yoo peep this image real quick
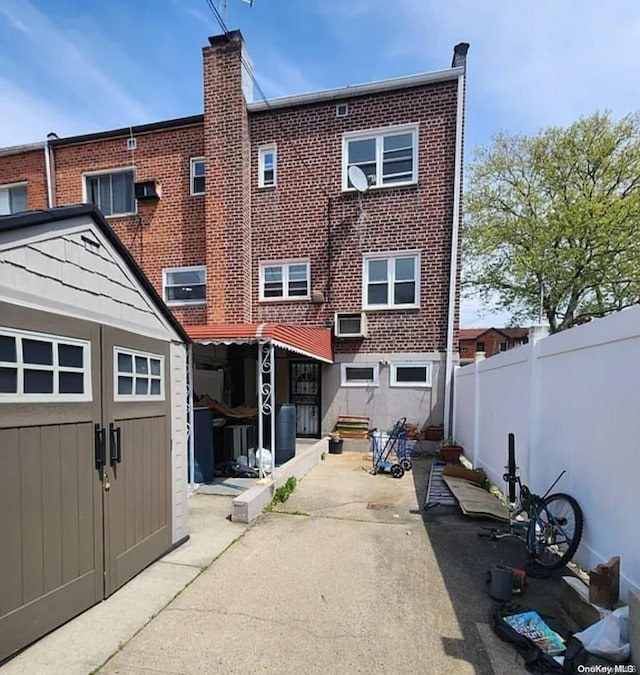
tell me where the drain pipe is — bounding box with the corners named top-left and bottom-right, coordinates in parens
top-left (44, 132), bottom-right (58, 208)
top-left (443, 44), bottom-right (469, 439)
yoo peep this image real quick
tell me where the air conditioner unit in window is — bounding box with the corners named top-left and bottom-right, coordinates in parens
top-left (334, 312), bottom-right (367, 338)
top-left (134, 180), bottom-right (160, 201)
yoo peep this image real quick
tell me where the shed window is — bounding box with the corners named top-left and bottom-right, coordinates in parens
top-left (114, 348), bottom-right (164, 401)
top-left (0, 327), bottom-right (91, 402)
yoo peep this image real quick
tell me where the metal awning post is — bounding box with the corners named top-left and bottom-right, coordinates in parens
top-left (269, 340), bottom-right (275, 476)
top-left (187, 343), bottom-right (195, 492)
top-left (257, 339), bottom-right (274, 479)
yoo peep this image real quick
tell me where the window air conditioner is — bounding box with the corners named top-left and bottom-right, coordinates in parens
top-left (134, 180), bottom-right (160, 201)
top-left (334, 312), bottom-right (367, 338)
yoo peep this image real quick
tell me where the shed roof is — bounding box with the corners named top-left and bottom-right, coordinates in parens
top-left (0, 204), bottom-right (190, 344)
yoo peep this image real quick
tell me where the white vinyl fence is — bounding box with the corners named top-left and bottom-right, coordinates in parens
top-left (453, 306), bottom-right (640, 600)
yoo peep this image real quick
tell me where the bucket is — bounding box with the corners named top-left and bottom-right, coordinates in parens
top-left (488, 566), bottom-right (514, 601)
top-left (328, 439), bottom-right (343, 454)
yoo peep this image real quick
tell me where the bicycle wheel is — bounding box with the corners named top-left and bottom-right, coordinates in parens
top-left (529, 493), bottom-right (583, 570)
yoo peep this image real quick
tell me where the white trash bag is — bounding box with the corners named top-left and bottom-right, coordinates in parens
top-left (574, 606), bottom-right (630, 662)
top-left (254, 448), bottom-right (273, 471)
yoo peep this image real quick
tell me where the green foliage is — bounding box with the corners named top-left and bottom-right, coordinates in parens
top-left (265, 476), bottom-right (298, 512)
top-left (464, 111), bottom-right (640, 332)
top-left (321, 452), bottom-right (327, 461)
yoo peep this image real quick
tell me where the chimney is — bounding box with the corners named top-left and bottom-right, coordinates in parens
top-left (202, 31), bottom-right (253, 323)
top-left (451, 42), bottom-right (470, 69)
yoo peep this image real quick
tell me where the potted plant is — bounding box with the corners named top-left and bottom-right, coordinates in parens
top-left (440, 438), bottom-right (464, 463)
top-left (328, 431), bottom-right (343, 454)
top-left (425, 424), bottom-right (444, 441)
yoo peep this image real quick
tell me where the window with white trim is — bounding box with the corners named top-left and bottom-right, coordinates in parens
top-left (163, 266), bottom-right (207, 305)
top-left (0, 327), bottom-right (91, 402)
top-left (340, 363), bottom-right (379, 387)
top-left (258, 144), bottom-right (277, 187)
top-left (0, 182), bottom-right (27, 215)
top-left (363, 251), bottom-right (420, 309)
top-left (190, 158), bottom-right (205, 195)
top-left (260, 260), bottom-right (309, 301)
top-left (390, 362), bottom-right (432, 387)
top-left (85, 168), bottom-right (135, 216)
top-left (114, 348), bottom-right (164, 401)
top-left (343, 124), bottom-right (418, 190)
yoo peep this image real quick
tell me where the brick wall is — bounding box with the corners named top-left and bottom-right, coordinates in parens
top-left (0, 149), bottom-right (48, 211)
top-left (250, 80), bottom-right (458, 353)
top-left (52, 124), bottom-right (206, 309)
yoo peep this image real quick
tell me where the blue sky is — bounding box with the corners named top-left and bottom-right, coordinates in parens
top-left (2, 0), bottom-right (639, 326)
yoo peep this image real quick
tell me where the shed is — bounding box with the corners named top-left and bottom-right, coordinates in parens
top-left (0, 205), bottom-right (190, 661)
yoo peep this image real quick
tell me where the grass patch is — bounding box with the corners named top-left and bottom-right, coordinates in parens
top-left (264, 476), bottom-right (298, 512)
top-left (321, 452), bottom-right (327, 461)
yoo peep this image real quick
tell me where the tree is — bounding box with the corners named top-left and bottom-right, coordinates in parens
top-left (463, 111), bottom-right (640, 332)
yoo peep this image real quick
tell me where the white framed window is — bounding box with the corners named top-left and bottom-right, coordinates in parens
top-left (114, 348), bottom-right (164, 401)
top-left (84, 167), bottom-right (135, 217)
top-left (258, 144), bottom-right (277, 188)
top-left (259, 260), bottom-right (309, 301)
top-left (190, 157), bottom-right (205, 195)
top-left (0, 327), bottom-right (92, 402)
top-left (390, 362), bottom-right (432, 388)
top-left (342, 123), bottom-right (418, 191)
top-left (163, 266), bottom-right (207, 306)
top-left (340, 363), bottom-right (379, 388)
top-left (0, 182), bottom-right (27, 215)
top-left (362, 251), bottom-right (420, 310)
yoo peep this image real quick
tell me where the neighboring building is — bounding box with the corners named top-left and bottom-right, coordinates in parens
top-left (459, 327), bottom-right (530, 362)
top-left (0, 204), bottom-right (190, 662)
top-left (0, 30), bottom-right (469, 435)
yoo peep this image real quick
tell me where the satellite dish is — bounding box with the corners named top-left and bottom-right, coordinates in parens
top-left (348, 165), bottom-right (369, 193)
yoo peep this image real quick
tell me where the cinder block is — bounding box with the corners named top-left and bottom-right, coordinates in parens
top-left (560, 576), bottom-right (610, 630)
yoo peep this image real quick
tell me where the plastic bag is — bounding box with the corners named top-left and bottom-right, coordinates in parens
top-left (574, 606), bottom-right (630, 661)
top-left (255, 448), bottom-right (272, 471)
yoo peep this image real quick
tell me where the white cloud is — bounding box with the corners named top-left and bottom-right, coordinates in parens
top-left (0, 0), bottom-right (150, 146)
top-left (253, 49), bottom-right (319, 99)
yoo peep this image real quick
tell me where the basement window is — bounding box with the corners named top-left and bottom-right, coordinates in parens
top-left (390, 362), bottom-right (432, 387)
top-left (0, 327), bottom-right (92, 402)
top-left (340, 363), bottom-right (379, 387)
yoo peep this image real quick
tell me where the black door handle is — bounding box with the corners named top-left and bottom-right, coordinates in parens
top-left (109, 422), bottom-right (122, 465)
top-left (94, 423), bottom-right (105, 471)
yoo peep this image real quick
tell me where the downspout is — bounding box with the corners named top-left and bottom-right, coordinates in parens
top-left (443, 44), bottom-right (469, 439)
top-left (44, 135), bottom-right (55, 208)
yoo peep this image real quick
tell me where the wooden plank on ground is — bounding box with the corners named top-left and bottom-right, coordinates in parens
top-left (442, 476), bottom-right (510, 521)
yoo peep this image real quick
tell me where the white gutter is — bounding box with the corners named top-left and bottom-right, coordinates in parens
top-left (44, 139), bottom-right (54, 208)
top-left (443, 71), bottom-right (465, 439)
top-left (247, 67), bottom-right (463, 112)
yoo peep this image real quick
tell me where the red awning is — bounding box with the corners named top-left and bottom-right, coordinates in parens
top-left (186, 323), bottom-right (334, 364)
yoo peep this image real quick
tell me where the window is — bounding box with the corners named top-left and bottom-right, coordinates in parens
top-left (0, 182), bottom-right (27, 215)
top-left (260, 260), bottom-right (309, 301)
top-left (336, 103), bottom-right (349, 117)
top-left (258, 144), bottom-right (277, 188)
top-left (115, 348), bottom-right (164, 401)
top-left (476, 341), bottom-right (485, 352)
top-left (390, 362), bottom-right (432, 388)
top-left (343, 124), bottom-right (418, 190)
top-left (163, 266), bottom-right (206, 306)
top-left (85, 168), bottom-right (135, 216)
top-left (0, 327), bottom-right (91, 402)
top-left (363, 251), bottom-right (420, 309)
top-left (340, 363), bottom-right (379, 387)
top-left (500, 342), bottom-right (508, 352)
top-left (190, 158), bottom-right (205, 195)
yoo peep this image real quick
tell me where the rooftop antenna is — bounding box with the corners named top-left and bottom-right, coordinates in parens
top-left (348, 165), bottom-right (369, 225)
top-left (218, 0), bottom-right (253, 24)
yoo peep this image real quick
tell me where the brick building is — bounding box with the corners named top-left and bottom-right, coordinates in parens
top-left (0, 30), bottom-right (468, 439)
top-left (459, 327), bottom-right (530, 362)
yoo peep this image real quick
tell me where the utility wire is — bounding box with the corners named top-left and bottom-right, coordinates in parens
top-left (203, 0), bottom-right (331, 198)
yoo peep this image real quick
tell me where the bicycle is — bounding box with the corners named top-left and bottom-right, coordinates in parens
top-left (479, 433), bottom-right (584, 571)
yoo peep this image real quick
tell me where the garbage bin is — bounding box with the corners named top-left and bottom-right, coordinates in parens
top-left (275, 404), bottom-right (296, 466)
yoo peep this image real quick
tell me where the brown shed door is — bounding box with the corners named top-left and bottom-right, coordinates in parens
top-left (101, 327), bottom-right (171, 596)
top-left (0, 304), bottom-right (104, 662)
top-left (0, 307), bottom-right (172, 662)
